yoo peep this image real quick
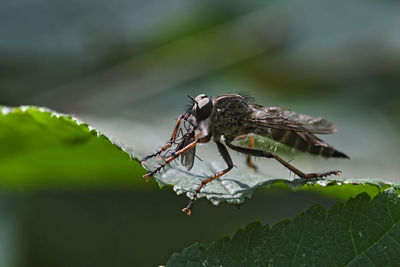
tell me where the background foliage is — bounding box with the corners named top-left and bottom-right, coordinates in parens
top-left (168, 188), bottom-right (400, 266)
top-left (1, 0), bottom-right (400, 266)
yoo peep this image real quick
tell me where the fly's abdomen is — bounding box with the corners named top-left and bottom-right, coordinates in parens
top-left (268, 129), bottom-right (349, 158)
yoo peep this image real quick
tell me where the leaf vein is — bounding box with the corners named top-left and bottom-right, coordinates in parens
top-left (349, 202), bottom-right (359, 257)
top-left (291, 226), bottom-right (305, 267)
top-left (241, 224), bottom-right (257, 263)
top-left (345, 219), bottom-right (400, 266)
top-left (386, 195), bottom-right (395, 224)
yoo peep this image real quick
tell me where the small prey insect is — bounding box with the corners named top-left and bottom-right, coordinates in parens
top-left (141, 94), bottom-right (349, 215)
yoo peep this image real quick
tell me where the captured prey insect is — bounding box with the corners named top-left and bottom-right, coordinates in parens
top-left (141, 94), bottom-right (349, 215)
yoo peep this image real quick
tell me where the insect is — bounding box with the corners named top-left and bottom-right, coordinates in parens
top-left (141, 94), bottom-right (349, 215)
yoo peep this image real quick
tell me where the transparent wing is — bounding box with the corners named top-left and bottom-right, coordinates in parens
top-left (181, 146), bottom-right (195, 171)
top-left (176, 131), bottom-right (196, 171)
top-left (249, 104), bottom-right (337, 134)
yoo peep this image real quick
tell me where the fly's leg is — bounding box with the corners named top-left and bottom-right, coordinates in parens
top-left (245, 135), bottom-right (258, 171)
top-left (141, 114), bottom-right (184, 165)
top-left (182, 141), bottom-right (233, 216)
top-left (143, 135), bottom-right (211, 182)
top-left (233, 134), bottom-right (258, 171)
top-left (226, 143), bottom-right (341, 179)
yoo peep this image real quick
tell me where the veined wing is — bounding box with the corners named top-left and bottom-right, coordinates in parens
top-left (249, 104), bottom-right (337, 134)
top-left (181, 146), bottom-right (195, 171)
top-left (176, 131), bottom-right (196, 171)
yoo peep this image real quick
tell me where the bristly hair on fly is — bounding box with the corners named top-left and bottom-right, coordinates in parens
top-left (184, 92), bottom-right (254, 115)
top-left (184, 95), bottom-right (196, 114)
top-left (234, 91), bottom-right (255, 104)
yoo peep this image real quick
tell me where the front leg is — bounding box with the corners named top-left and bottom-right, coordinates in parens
top-left (182, 141), bottom-right (233, 216)
top-left (141, 114), bottom-right (185, 165)
top-left (226, 142), bottom-right (341, 179)
top-left (142, 135), bottom-right (211, 181)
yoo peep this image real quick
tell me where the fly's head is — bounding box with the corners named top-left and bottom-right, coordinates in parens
top-left (187, 94), bottom-right (213, 121)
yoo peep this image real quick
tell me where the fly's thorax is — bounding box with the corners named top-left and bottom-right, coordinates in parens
top-left (209, 97), bottom-right (254, 140)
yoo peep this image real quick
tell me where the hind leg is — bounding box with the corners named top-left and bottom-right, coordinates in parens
top-left (234, 134), bottom-right (258, 171)
top-left (245, 135), bottom-right (258, 171)
top-left (227, 142), bottom-right (341, 179)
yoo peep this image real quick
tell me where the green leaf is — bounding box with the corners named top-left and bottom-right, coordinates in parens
top-left (0, 106), bottom-right (147, 189)
top-left (144, 145), bottom-right (398, 205)
top-left (167, 188), bottom-right (400, 266)
top-left (0, 105), bottom-right (397, 206)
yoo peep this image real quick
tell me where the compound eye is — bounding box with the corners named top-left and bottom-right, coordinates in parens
top-left (196, 96), bottom-right (213, 121)
top-left (194, 94), bottom-right (207, 102)
top-left (197, 97), bottom-right (209, 109)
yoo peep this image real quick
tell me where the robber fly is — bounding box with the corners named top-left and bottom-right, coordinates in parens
top-left (141, 94), bottom-right (349, 215)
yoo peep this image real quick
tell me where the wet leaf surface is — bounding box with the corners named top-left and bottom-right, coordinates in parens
top-left (1, 106), bottom-right (397, 205)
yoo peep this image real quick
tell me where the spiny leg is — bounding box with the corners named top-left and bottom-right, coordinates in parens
top-left (142, 135), bottom-right (211, 181)
top-left (141, 114), bottom-right (184, 164)
top-left (245, 135), bottom-right (258, 171)
top-left (226, 143), bottom-right (341, 179)
top-left (182, 141), bottom-right (233, 216)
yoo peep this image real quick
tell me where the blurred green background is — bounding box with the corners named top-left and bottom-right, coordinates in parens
top-left (1, 0), bottom-right (400, 266)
